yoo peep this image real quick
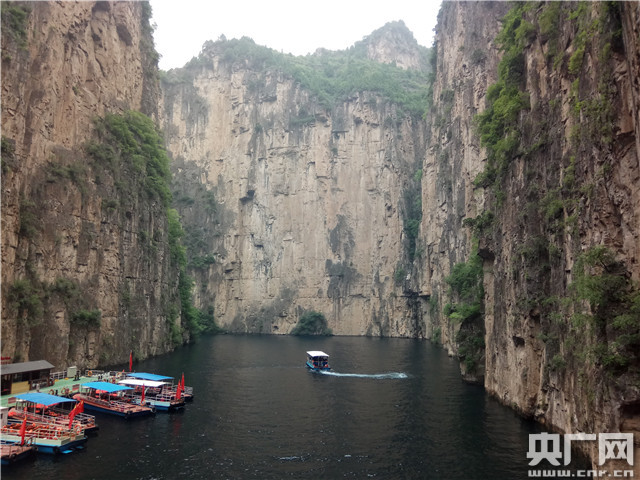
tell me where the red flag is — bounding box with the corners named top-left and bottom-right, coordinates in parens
top-left (175, 382), bottom-right (182, 401)
top-left (140, 387), bottom-right (145, 404)
top-left (129, 351), bottom-right (133, 372)
top-left (181, 373), bottom-right (185, 390)
top-left (19, 418), bottom-right (27, 446)
top-left (78, 401), bottom-right (84, 414)
top-left (68, 402), bottom-right (79, 429)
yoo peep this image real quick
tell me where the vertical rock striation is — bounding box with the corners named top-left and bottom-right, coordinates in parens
top-left (1, 1), bottom-right (179, 369)
top-left (161, 38), bottom-right (428, 336)
top-left (3, 2), bottom-right (639, 469)
top-left (413, 1), bottom-right (509, 382)
top-left (420, 0), bottom-right (640, 468)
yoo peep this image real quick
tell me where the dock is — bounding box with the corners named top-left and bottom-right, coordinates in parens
top-left (1, 370), bottom-right (126, 408)
top-left (1, 442), bottom-right (36, 465)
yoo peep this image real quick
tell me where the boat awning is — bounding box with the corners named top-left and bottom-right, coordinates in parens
top-left (82, 381), bottom-right (132, 393)
top-left (127, 372), bottom-right (173, 381)
top-left (15, 393), bottom-right (76, 406)
top-left (119, 379), bottom-right (167, 388)
top-left (306, 351), bottom-right (329, 358)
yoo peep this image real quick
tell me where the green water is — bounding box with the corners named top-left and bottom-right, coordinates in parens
top-left (2, 335), bottom-right (584, 479)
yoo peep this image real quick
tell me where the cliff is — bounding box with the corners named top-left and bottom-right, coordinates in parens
top-left (160, 34), bottom-right (429, 336)
top-left (1, 1), bottom-right (184, 369)
top-left (418, 0), bottom-right (640, 467)
top-left (2, 1), bottom-right (639, 469)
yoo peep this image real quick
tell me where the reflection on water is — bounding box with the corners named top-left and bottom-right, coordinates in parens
top-left (3, 335), bottom-right (569, 479)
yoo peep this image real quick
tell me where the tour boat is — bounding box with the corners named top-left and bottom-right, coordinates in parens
top-left (9, 392), bottom-right (98, 433)
top-left (0, 418), bottom-right (86, 455)
top-left (118, 378), bottom-right (185, 412)
top-left (72, 381), bottom-right (154, 419)
top-left (127, 372), bottom-right (193, 402)
top-left (306, 351), bottom-right (330, 371)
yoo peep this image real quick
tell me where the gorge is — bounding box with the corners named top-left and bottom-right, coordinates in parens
top-left (1, 0), bottom-right (639, 469)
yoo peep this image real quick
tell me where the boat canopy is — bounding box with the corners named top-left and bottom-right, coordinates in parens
top-left (15, 392), bottom-right (76, 406)
top-left (127, 372), bottom-right (173, 381)
top-left (306, 351), bottom-right (329, 358)
top-left (119, 379), bottom-right (166, 388)
top-left (82, 381), bottom-right (132, 393)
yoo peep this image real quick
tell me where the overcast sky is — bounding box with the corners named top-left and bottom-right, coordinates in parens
top-left (150, 0), bottom-right (443, 70)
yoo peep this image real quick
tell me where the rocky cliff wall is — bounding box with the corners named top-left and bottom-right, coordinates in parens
top-left (1, 1), bottom-right (179, 369)
top-left (412, 1), bottom-right (509, 372)
top-left (3, 2), bottom-right (639, 468)
top-left (419, 0), bottom-right (640, 468)
top-left (161, 45), bottom-right (427, 336)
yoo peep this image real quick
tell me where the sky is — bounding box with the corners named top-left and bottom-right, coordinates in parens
top-left (150, 0), bottom-right (443, 70)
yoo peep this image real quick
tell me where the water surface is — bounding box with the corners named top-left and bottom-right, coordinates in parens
top-left (4, 335), bottom-right (550, 479)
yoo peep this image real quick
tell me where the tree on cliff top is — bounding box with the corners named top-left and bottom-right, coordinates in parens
top-left (175, 35), bottom-right (432, 117)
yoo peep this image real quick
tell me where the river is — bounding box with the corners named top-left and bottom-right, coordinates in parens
top-left (3, 335), bottom-right (574, 479)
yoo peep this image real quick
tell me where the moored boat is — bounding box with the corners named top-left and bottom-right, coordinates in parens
top-left (9, 392), bottom-right (98, 433)
top-left (118, 378), bottom-right (185, 412)
top-left (73, 382), bottom-right (154, 419)
top-left (0, 419), bottom-right (86, 455)
top-left (306, 351), bottom-right (330, 371)
top-left (127, 372), bottom-right (194, 402)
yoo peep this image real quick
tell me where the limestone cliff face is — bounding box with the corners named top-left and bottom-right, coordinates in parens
top-left (161, 42), bottom-right (427, 336)
top-left (4, 2), bottom-right (639, 468)
top-left (412, 1), bottom-right (509, 373)
top-left (1, 1), bottom-right (178, 370)
top-left (419, 0), bottom-right (640, 468)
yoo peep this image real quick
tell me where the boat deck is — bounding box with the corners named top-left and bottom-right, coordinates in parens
top-left (1, 442), bottom-right (36, 465)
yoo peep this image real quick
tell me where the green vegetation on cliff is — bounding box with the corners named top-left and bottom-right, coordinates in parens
top-left (571, 246), bottom-right (640, 374)
top-left (445, 248), bottom-right (485, 374)
top-left (88, 111), bottom-right (220, 339)
top-left (403, 169), bottom-right (423, 263)
top-left (1, 2), bottom-right (30, 49)
top-left (445, 251), bottom-right (483, 324)
top-left (89, 111), bottom-right (172, 206)
top-left (170, 33), bottom-right (432, 117)
top-left (470, 1), bottom-right (637, 392)
top-left (473, 3), bottom-right (532, 192)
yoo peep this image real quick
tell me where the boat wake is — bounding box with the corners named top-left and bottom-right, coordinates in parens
top-left (318, 371), bottom-right (408, 379)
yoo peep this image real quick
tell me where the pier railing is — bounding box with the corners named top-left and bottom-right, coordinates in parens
top-left (2, 419), bottom-right (84, 441)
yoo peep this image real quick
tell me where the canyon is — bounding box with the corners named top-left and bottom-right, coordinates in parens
top-left (2, 0), bottom-right (639, 469)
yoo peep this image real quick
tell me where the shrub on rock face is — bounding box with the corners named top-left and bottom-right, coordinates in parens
top-left (290, 311), bottom-right (332, 336)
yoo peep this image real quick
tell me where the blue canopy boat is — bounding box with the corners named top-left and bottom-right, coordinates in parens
top-left (306, 351), bottom-right (330, 371)
top-left (1, 393), bottom-right (87, 454)
top-left (10, 392), bottom-right (98, 434)
top-left (72, 382), bottom-right (154, 419)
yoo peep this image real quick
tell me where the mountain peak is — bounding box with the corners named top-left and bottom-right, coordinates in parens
top-left (353, 20), bottom-right (428, 70)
